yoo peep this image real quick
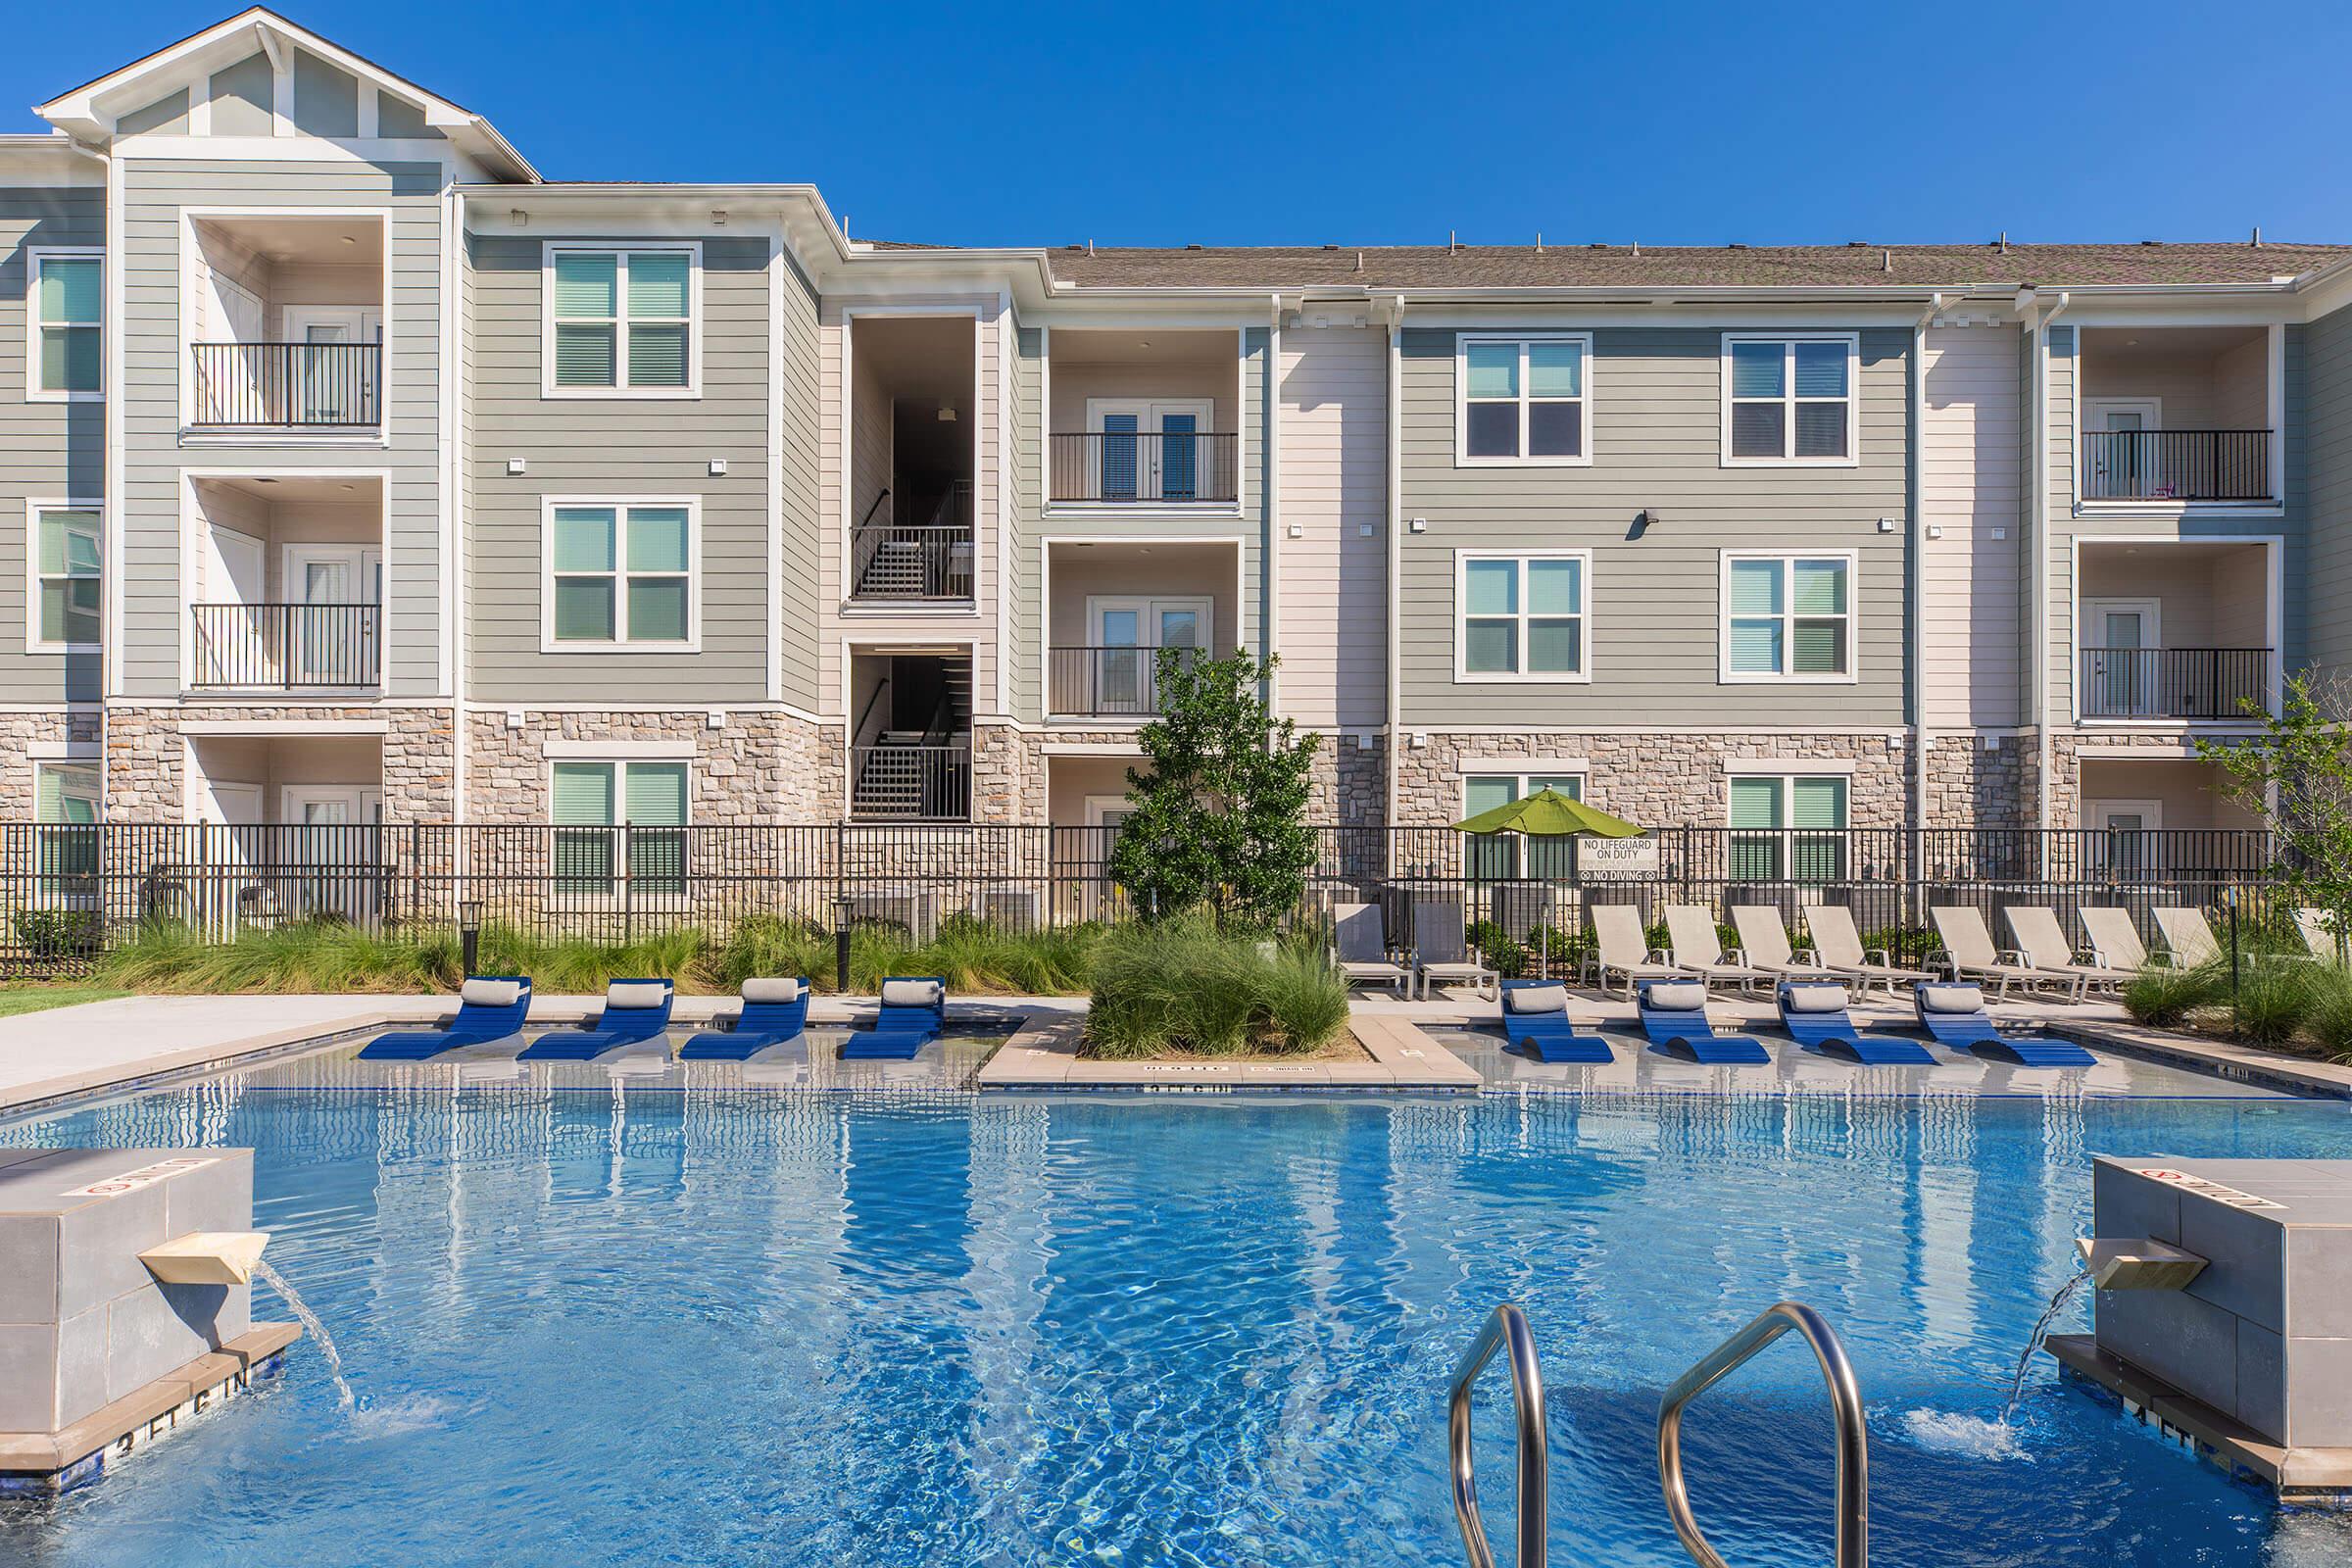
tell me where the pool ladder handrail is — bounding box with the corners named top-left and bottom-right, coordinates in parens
top-left (1657, 1299), bottom-right (1870, 1568)
top-left (1447, 1301), bottom-right (1547, 1568)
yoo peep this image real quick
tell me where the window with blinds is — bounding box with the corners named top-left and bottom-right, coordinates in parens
top-left (1724, 334), bottom-right (1855, 463)
top-left (33, 760), bottom-right (100, 890)
top-left (1458, 554), bottom-right (1588, 679)
top-left (32, 508), bottom-right (100, 650)
top-left (31, 252), bottom-right (102, 398)
top-left (547, 504), bottom-right (694, 647)
top-left (549, 248), bottom-right (694, 392)
top-left (1724, 555), bottom-right (1851, 680)
top-left (551, 760), bottom-right (689, 895)
top-left (1462, 773), bottom-right (1587, 881)
top-left (1458, 335), bottom-right (1590, 462)
top-left (1729, 775), bottom-right (1847, 883)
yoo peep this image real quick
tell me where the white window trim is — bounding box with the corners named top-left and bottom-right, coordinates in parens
top-left (32, 758), bottom-right (104, 823)
top-left (24, 499), bottom-right (103, 655)
top-left (1724, 772), bottom-right (1851, 882)
top-left (1453, 549), bottom-right (1593, 683)
top-left (547, 757), bottom-right (695, 906)
top-left (1719, 331), bottom-right (1860, 467)
top-left (1717, 550), bottom-right (1858, 685)
top-left (1454, 332), bottom-right (1593, 466)
top-left (540, 242), bottom-right (704, 399)
top-left (539, 496), bottom-right (703, 654)
top-left (25, 247), bottom-right (104, 404)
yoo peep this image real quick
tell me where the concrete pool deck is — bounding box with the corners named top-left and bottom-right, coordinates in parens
top-left (1, 984), bottom-right (2346, 1109)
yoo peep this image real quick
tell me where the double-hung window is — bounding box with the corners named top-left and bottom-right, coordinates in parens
top-left (547, 246), bottom-right (696, 393)
top-left (1459, 335), bottom-right (1590, 462)
top-left (33, 760), bottom-right (101, 898)
top-left (29, 250), bottom-right (102, 400)
top-left (1458, 553), bottom-right (1589, 679)
top-left (546, 502), bottom-right (695, 649)
top-left (1463, 773), bottom-right (1587, 881)
top-left (552, 760), bottom-right (689, 896)
top-left (1723, 554), bottom-right (1851, 681)
top-left (1729, 775), bottom-right (1848, 883)
top-left (29, 506), bottom-right (100, 653)
top-left (1724, 333), bottom-right (1855, 463)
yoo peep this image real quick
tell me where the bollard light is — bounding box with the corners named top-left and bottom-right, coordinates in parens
top-left (833, 894), bottom-right (854, 993)
top-left (459, 898), bottom-right (484, 978)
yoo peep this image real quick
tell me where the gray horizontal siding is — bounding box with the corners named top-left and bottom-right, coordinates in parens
top-left (2307, 309), bottom-right (2352, 677)
top-left (466, 232), bottom-right (773, 705)
top-left (0, 186), bottom-right (105, 705)
top-left (1396, 324), bottom-right (1910, 726)
top-left (774, 247), bottom-right (820, 713)
top-left (116, 160), bottom-right (446, 700)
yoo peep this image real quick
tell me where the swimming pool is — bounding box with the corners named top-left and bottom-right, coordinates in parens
top-left (3, 1046), bottom-right (2349, 1567)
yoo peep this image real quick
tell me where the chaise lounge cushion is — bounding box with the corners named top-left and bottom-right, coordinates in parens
top-left (1503, 983), bottom-right (1569, 1015)
top-left (742, 977), bottom-right (804, 1004)
top-left (461, 978), bottom-right (523, 1008)
top-left (1919, 983), bottom-right (1986, 1014)
top-left (1644, 981), bottom-right (1708, 1012)
top-left (606, 981), bottom-right (670, 1010)
top-left (1783, 983), bottom-right (1849, 1014)
top-left (880, 978), bottom-right (943, 1009)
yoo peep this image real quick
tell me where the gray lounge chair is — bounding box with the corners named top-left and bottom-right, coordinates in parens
top-left (1580, 904), bottom-right (1692, 999)
top-left (1928, 906), bottom-right (2087, 1003)
top-left (1663, 905), bottom-right (1774, 993)
top-left (2004, 906), bottom-right (2134, 994)
top-left (1729, 905), bottom-right (1833, 983)
top-left (1331, 902), bottom-right (1410, 998)
top-left (2076, 906), bottom-right (2151, 973)
top-left (2151, 906), bottom-right (2221, 968)
top-left (1801, 905), bottom-right (1936, 997)
top-left (2293, 906), bottom-right (2346, 964)
top-left (1411, 901), bottom-right (1498, 1002)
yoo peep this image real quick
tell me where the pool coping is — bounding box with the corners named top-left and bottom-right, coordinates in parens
top-left (2043, 1019), bottom-right (2352, 1101)
top-left (971, 1014), bottom-right (1486, 1094)
top-left (0, 1322), bottom-right (301, 1489)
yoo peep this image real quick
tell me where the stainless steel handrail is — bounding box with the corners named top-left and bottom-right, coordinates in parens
top-left (1657, 1300), bottom-right (1869, 1568)
top-left (1448, 1302), bottom-right (1547, 1568)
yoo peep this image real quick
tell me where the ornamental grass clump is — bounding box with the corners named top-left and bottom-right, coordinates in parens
top-left (2299, 961), bottom-right (2352, 1062)
top-left (2119, 959), bottom-right (2228, 1029)
top-left (1083, 917), bottom-right (1349, 1059)
top-left (2232, 956), bottom-right (2320, 1047)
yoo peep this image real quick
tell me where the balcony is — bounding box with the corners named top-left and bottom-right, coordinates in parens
top-left (190, 342), bottom-right (381, 429)
top-left (846, 315), bottom-right (974, 604)
top-left (2077, 647), bottom-right (2272, 721)
top-left (190, 602), bottom-right (380, 690)
top-left (2081, 429), bottom-right (2270, 504)
top-left (1050, 430), bottom-right (1239, 505)
top-left (850, 483), bottom-right (973, 601)
top-left (1047, 645), bottom-right (1202, 717)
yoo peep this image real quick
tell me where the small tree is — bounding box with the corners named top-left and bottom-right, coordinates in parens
top-left (1107, 649), bottom-right (1320, 931)
top-left (2197, 669), bottom-right (2352, 956)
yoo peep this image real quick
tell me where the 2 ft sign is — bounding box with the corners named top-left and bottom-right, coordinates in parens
top-left (65, 1155), bottom-right (217, 1200)
top-left (2128, 1166), bottom-right (2284, 1211)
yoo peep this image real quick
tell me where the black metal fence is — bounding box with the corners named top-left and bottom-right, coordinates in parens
top-left (2076, 646), bottom-right (2271, 720)
top-left (1050, 431), bottom-right (1239, 503)
top-left (0, 822), bottom-right (2291, 977)
top-left (189, 341), bottom-right (382, 428)
top-left (189, 602), bottom-right (381, 689)
top-left (1047, 645), bottom-right (1198, 716)
top-left (2080, 428), bottom-right (2271, 502)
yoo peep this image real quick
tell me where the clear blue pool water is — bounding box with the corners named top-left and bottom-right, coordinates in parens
top-left (4, 1050), bottom-right (2351, 1567)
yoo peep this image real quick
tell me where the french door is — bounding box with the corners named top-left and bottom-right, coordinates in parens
top-left (1087, 400), bottom-right (1213, 502)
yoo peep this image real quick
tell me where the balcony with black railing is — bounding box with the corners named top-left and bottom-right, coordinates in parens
top-left (1047, 645), bottom-right (1201, 717)
top-left (849, 744), bottom-right (971, 821)
top-left (188, 602), bottom-right (381, 691)
top-left (2080, 429), bottom-right (2273, 504)
top-left (190, 341), bottom-right (382, 429)
top-left (850, 483), bottom-right (974, 601)
top-left (1050, 431), bottom-right (1239, 505)
top-left (2077, 646), bottom-right (2273, 721)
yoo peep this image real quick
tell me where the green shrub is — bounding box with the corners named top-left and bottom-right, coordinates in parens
top-left (1083, 917), bottom-right (1349, 1059)
top-left (1468, 920), bottom-right (1528, 980)
top-left (2233, 957), bottom-right (2318, 1047)
top-left (2300, 963), bottom-right (2352, 1061)
top-left (13, 908), bottom-right (100, 959)
top-left (2121, 960), bottom-right (2228, 1028)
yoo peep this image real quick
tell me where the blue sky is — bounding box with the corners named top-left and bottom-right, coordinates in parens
top-left (10, 2), bottom-right (2348, 250)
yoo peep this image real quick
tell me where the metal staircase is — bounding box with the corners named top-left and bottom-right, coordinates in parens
top-left (1448, 1299), bottom-right (1870, 1568)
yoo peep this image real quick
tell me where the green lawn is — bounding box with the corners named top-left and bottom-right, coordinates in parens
top-left (0, 985), bottom-right (129, 1020)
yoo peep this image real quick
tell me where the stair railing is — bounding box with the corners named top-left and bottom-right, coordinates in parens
top-left (1448, 1302), bottom-right (1547, 1568)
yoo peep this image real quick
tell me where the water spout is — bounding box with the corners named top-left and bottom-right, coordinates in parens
top-left (2003, 1267), bottom-right (2093, 1421)
top-left (252, 1257), bottom-right (356, 1412)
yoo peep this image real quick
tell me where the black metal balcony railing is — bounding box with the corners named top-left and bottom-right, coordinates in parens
top-left (2081, 428), bottom-right (2272, 503)
top-left (1048, 645), bottom-right (1200, 717)
top-left (189, 602), bottom-right (381, 690)
top-left (2078, 646), bottom-right (2272, 720)
top-left (1051, 431), bottom-right (1238, 504)
top-left (849, 745), bottom-right (971, 821)
top-left (190, 341), bottom-right (382, 428)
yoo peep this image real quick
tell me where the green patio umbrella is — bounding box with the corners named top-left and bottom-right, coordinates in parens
top-left (1449, 787), bottom-right (1644, 978)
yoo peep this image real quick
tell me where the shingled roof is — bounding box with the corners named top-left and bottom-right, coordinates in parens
top-left (871, 240), bottom-right (2351, 291)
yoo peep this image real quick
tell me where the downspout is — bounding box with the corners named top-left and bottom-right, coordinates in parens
top-left (447, 185), bottom-right (468, 828)
top-left (1381, 296), bottom-right (1404, 839)
top-left (2025, 289), bottom-right (2071, 843)
top-left (1910, 294), bottom-right (1940, 906)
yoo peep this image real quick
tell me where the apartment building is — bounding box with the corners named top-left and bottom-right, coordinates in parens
top-left (7, 9), bottom-right (2352, 858)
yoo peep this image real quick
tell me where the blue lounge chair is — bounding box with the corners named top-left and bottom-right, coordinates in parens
top-left (1636, 979), bottom-right (1770, 1064)
top-left (1778, 980), bottom-right (1935, 1065)
top-left (517, 979), bottom-right (676, 1061)
top-left (842, 976), bottom-right (947, 1060)
top-left (1499, 980), bottom-right (1612, 1063)
top-left (679, 977), bottom-right (811, 1061)
top-left (359, 977), bottom-right (533, 1060)
top-left (1914, 982), bottom-right (2095, 1067)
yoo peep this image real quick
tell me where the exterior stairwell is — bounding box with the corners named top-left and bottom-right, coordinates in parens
top-left (850, 483), bottom-right (974, 601)
top-left (849, 660), bottom-right (974, 820)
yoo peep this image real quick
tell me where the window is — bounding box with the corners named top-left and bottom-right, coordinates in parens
top-left (546, 247), bottom-right (696, 394)
top-left (1459, 335), bottom-right (1590, 462)
top-left (1458, 553), bottom-right (1589, 680)
top-left (28, 506), bottom-right (100, 652)
top-left (552, 760), bottom-right (689, 895)
top-left (1463, 773), bottom-right (1587, 881)
top-left (1724, 334), bottom-right (1856, 464)
top-left (33, 760), bottom-right (100, 895)
top-left (1729, 775), bottom-right (1847, 883)
top-left (1723, 554), bottom-right (1851, 681)
top-left (29, 250), bottom-right (101, 399)
top-left (545, 502), bottom-right (696, 649)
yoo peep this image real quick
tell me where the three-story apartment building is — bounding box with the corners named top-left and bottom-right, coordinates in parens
top-left (8, 10), bottom-right (2352, 862)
